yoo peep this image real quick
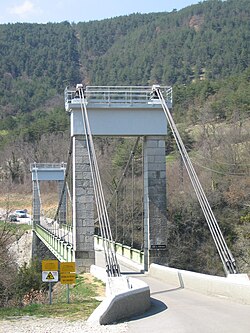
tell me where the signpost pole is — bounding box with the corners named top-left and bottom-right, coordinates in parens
top-left (49, 282), bottom-right (52, 305)
top-left (67, 284), bottom-right (70, 304)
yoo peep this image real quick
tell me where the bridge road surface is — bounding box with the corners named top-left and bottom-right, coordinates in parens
top-left (95, 250), bottom-right (250, 333)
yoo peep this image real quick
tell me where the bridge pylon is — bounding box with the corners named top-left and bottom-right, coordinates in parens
top-left (143, 136), bottom-right (168, 269)
top-left (72, 135), bottom-right (95, 273)
top-left (66, 85), bottom-right (171, 272)
top-left (30, 163), bottom-right (67, 261)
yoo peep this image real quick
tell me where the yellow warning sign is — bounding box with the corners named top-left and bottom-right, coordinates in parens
top-left (42, 271), bottom-right (59, 282)
top-left (46, 272), bottom-right (55, 280)
top-left (60, 273), bottom-right (76, 285)
top-left (42, 260), bottom-right (58, 271)
top-left (60, 262), bottom-right (76, 273)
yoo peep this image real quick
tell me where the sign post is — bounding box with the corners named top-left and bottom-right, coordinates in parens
top-left (67, 283), bottom-right (69, 304)
top-left (42, 260), bottom-right (59, 305)
top-left (49, 282), bottom-right (52, 305)
top-left (60, 262), bottom-right (76, 304)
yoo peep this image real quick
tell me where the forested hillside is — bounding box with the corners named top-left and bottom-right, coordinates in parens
top-left (0, 0), bottom-right (249, 275)
top-left (0, 0), bottom-right (248, 148)
top-left (78, 0), bottom-right (249, 85)
top-left (0, 0), bottom-right (249, 120)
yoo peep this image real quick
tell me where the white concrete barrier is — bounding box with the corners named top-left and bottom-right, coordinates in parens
top-left (88, 265), bottom-right (150, 325)
top-left (149, 264), bottom-right (250, 304)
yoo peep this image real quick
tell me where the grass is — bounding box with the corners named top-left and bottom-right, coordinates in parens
top-left (0, 193), bottom-right (33, 215)
top-left (0, 192), bottom-right (59, 216)
top-left (0, 274), bottom-right (105, 320)
top-left (166, 152), bottom-right (179, 164)
top-left (0, 302), bottom-right (100, 320)
top-left (0, 220), bottom-right (31, 232)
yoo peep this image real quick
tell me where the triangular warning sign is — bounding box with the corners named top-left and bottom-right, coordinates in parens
top-left (46, 272), bottom-right (55, 280)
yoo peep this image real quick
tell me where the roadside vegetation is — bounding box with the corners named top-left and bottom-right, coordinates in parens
top-left (0, 274), bottom-right (104, 320)
top-left (0, 218), bottom-right (103, 318)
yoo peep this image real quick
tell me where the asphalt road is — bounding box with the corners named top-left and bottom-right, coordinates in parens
top-left (95, 251), bottom-right (250, 333)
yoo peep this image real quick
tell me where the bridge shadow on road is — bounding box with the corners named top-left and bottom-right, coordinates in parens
top-left (128, 297), bottom-right (168, 322)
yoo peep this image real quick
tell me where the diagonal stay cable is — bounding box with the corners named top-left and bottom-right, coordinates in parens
top-left (157, 88), bottom-right (237, 274)
top-left (33, 163), bottom-right (47, 226)
top-left (80, 91), bottom-right (120, 276)
top-left (155, 87), bottom-right (237, 275)
top-left (51, 139), bottom-right (74, 244)
top-left (160, 89), bottom-right (237, 274)
top-left (107, 137), bottom-right (140, 210)
top-left (94, 136), bottom-right (140, 225)
top-left (78, 92), bottom-right (113, 274)
top-left (54, 138), bottom-right (73, 223)
top-left (78, 88), bottom-right (120, 276)
top-left (81, 92), bottom-right (121, 277)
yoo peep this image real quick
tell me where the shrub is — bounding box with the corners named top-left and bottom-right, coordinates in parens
top-left (15, 260), bottom-right (47, 305)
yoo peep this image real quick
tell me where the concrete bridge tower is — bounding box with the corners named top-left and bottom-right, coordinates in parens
top-left (65, 85), bottom-right (172, 271)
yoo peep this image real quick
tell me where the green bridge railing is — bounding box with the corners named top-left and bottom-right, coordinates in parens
top-left (34, 225), bottom-right (144, 266)
top-left (34, 224), bottom-right (74, 262)
top-left (94, 235), bottom-right (144, 266)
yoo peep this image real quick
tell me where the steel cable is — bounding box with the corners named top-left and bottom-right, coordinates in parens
top-left (78, 88), bottom-right (120, 276)
top-left (155, 88), bottom-right (237, 275)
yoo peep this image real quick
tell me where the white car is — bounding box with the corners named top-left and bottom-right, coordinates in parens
top-left (14, 210), bottom-right (27, 218)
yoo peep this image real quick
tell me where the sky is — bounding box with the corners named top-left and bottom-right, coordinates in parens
top-left (0, 0), bottom-right (203, 24)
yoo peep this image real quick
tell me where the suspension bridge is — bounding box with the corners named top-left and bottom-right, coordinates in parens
top-left (30, 84), bottom-right (249, 324)
top-left (31, 84), bottom-right (237, 275)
